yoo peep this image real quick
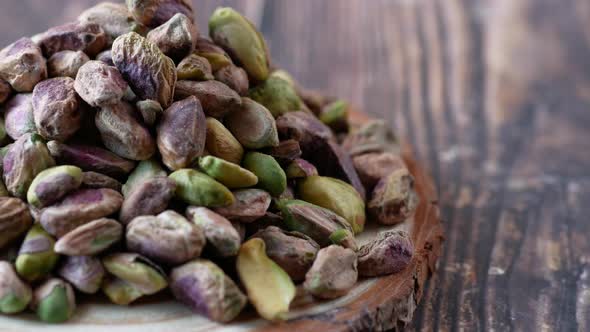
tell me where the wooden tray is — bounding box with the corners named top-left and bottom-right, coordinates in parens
top-left (0, 112), bottom-right (444, 332)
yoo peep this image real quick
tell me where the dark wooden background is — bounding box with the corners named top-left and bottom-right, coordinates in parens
top-left (1, 1), bottom-right (589, 331)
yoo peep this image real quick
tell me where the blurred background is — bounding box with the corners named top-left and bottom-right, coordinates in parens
top-left (1, 1), bottom-right (589, 331)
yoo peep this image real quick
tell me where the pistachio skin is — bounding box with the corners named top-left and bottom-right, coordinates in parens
top-left (169, 169), bottom-right (234, 207)
top-left (341, 120), bottom-right (400, 157)
top-left (177, 54), bottom-right (214, 81)
top-left (47, 50), bottom-right (90, 78)
top-left (122, 158), bottom-right (167, 197)
top-left (209, 7), bottom-right (270, 81)
top-left (146, 13), bottom-right (197, 62)
top-left (0, 261), bottom-right (32, 314)
top-left (352, 152), bottom-right (406, 191)
top-left (198, 155), bottom-right (258, 189)
top-left (54, 218), bottom-right (122, 256)
top-left (81, 171), bottom-right (122, 191)
top-left (79, 2), bottom-right (147, 42)
top-left (249, 76), bottom-right (303, 117)
top-left (75, 61), bottom-right (128, 107)
top-left (173, 80), bottom-right (241, 118)
top-left (3, 93), bottom-right (37, 140)
top-left (213, 189), bottom-right (271, 223)
top-left (126, 0), bottom-right (194, 28)
top-left (195, 37), bottom-right (233, 71)
top-left (368, 168), bottom-right (419, 225)
top-left (186, 207), bottom-right (241, 258)
top-left (15, 224), bottom-right (59, 282)
top-left (101, 277), bottom-right (143, 305)
top-left (31, 278), bottom-right (76, 323)
top-left (27, 165), bottom-right (83, 208)
top-left (36, 21), bottom-right (107, 57)
top-left (58, 256), bottom-right (105, 294)
top-left (0, 38), bottom-right (47, 92)
top-left (102, 253), bottom-right (167, 296)
top-left (304, 245), bottom-right (358, 300)
top-left (119, 176), bottom-right (176, 224)
top-left (214, 65), bottom-right (249, 96)
top-left (0, 197), bottom-right (33, 249)
top-left (32, 77), bottom-right (81, 142)
top-left (242, 152), bottom-right (286, 197)
top-left (225, 98), bottom-right (279, 149)
top-left (357, 230), bottom-right (414, 277)
top-left (205, 117), bottom-right (244, 164)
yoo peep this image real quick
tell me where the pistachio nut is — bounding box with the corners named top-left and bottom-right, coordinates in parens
top-left (136, 99), bottom-right (163, 126)
top-left (213, 189), bottom-right (271, 223)
top-left (304, 245), bottom-right (358, 299)
top-left (126, 0), bottom-right (194, 28)
top-left (205, 117), bottom-right (243, 164)
top-left (27, 165), bottom-right (83, 208)
top-left (195, 37), bottom-right (233, 71)
top-left (147, 13), bottom-right (197, 61)
top-left (262, 139), bottom-right (302, 164)
top-left (75, 61), bottom-right (128, 107)
top-left (112, 32), bottom-right (177, 108)
top-left (0, 180), bottom-right (8, 197)
top-left (357, 230), bottom-right (414, 277)
top-left (119, 176), bottom-right (176, 224)
top-left (96, 101), bottom-right (156, 161)
top-left (3, 93), bottom-right (37, 140)
top-left (0, 197), bottom-right (32, 249)
top-left (32, 77), bottom-right (81, 141)
top-left (0, 261), bottom-right (32, 314)
top-left (209, 7), bottom-right (270, 81)
top-left (250, 226), bottom-right (319, 282)
top-left (15, 224), bottom-right (59, 282)
top-left (0, 79), bottom-right (10, 105)
top-left (177, 54), bottom-right (214, 81)
top-left (126, 210), bottom-right (205, 265)
top-left (353, 152), bottom-right (406, 191)
top-left (31, 278), bottom-right (76, 323)
top-left (367, 168), bottom-right (419, 225)
top-left (242, 152), bottom-right (286, 197)
top-left (39, 188), bottom-right (123, 237)
top-left (101, 276), bottom-right (143, 305)
top-left (36, 21), bottom-right (107, 57)
top-left (47, 50), bottom-right (90, 78)
top-left (186, 207), bottom-right (241, 257)
top-left (81, 171), bottom-right (122, 191)
top-left (198, 156), bottom-right (258, 189)
top-left (298, 176), bottom-right (366, 234)
top-left (244, 211), bottom-right (283, 235)
top-left (174, 80), bottom-right (241, 118)
top-left (58, 256), bottom-right (105, 294)
top-left (122, 158), bottom-right (167, 197)
top-left (47, 141), bottom-right (135, 178)
top-left (169, 169), bottom-right (234, 207)
top-left (214, 65), bottom-right (249, 96)
top-left (102, 253), bottom-right (167, 295)
top-left (170, 259), bottom-right (247, 323)
top-left (96, 49), bottom-right (114, 66)
top-left (297, 88), bottom-right (333, 116)
top-left (237, 238), bottom-right (295, 321)
top-left (341, 120), bottom-right (400, 157)
top-left (277, 199), bottom-right (356, 250)
top-left (285, 158), bottom-right (318, 179)
top-left (0, 38), bottom-right (47, 92)
top-left (157, 96), bottom-right (206, 170)
top-left (79, 2), bottom-right (147, 43)
top-left (3, 133), bottom-right (56, 198)
top-left (54, 218), bottom-right (122, 256)
top-left (249, 76), bottom-right (303, 117)
top-left (275, 110), bottom-right (333, 149)
top-left (225, 98), bottom-right (279, 149)
top-left (319, 99), bottom-right (350, 133)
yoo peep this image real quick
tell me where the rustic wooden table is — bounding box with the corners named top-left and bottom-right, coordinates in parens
top-left (1, 1), bottom-right (589, 331)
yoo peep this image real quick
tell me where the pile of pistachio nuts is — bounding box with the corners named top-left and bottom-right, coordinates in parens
top-left (0, 0), bottom-right (419, 324)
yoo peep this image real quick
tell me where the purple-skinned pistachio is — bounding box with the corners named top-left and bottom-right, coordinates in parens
top-left (32, 77), bottom-right (81, 142)
top-left (127, 0), bottom-right (195, 28)
top-left (136, 99), bottom-right (163, 126)
top-left (174, 80), bottom-right (241, 118)
top-left (357, 230), bottom-right (414, 277)
top-left (101, 276), bottom-right (143, 305)
top-left (0, 79), bottom-right (11, 104)
top-left (177, 54), bottom-right (214, 81)
top-left (54, 218), bottom-right (122, 256)
top-left (262, 139), bottom-right (302, 164)
top-left (39, 188), bottom-right (123, 237)
top-left (75, 61), bottom-right (128, 107)
top-left (47, 50), bottom-right (90, 78)
top-left (58, 256), bottom-right (105, 294)
top-left (119, 176), bottom-right (176, 224)
top-left (126, 210), bottom-right (205, 265)
top-left (3, 93), bottom-right (36, 140)
top-left (225, 98), bottom-right (278, 149)
top-left (250, 226), bottom-right (319, 282)
top-left (0, 197), bottom-right (32, 249)
top-left (96, 101), bottom-right (156, 161)
top-left (0, 38), bottom-right (47, 92)
top-left (112, 32), bottom-right (177, 108)
top-left (213, 188), bottom-right (271, 223)
top-left (3, 133), bottom-right (56, 198)
top-left (214, 65), bottom-right (249, 96)
top-left (81, 171), bottom-right (122, 191)
top-left (0, 261), bottom-right (32, 314)
top-left (15, 224), bottom-right (59, 282)
top-left (205, 117), bottom-right (243, 164)
top-left (47, 141), bottom-right (136, 178)
top-left (157, 96), bottom-right (206, 170)
top-left (95, 49), bottom-right (114, 66)
top-left (353, 152), bottom-right (406, 191)
top-left (122, 158), bottom-right (166, 197)
top-left (194, 37), bottom-right (233, 71)
top-left (170, 259), bottom-right (247, 323)
top-left (276, 111), bottom-right (333, 149)
top-left (341, 120), bottom-right (400, 157)
top-left (79, 2), bottom-right (148, 43)
top-left (367, 168), bottom-right (419, 225)
top-left (27, 165), bottom-right (83, 208)
top-left (36, 21), bottom-right (107, 57)
top-left (146, 13), bottom-right (197, 62)
top-left (286, 158), bottom-right (318, 179)
top-left (304, 245), bottom-right (358, 299)
top-left (102, 253), bottom-right (167, 296)
top-left (186, 207), bottom-right (241, 257)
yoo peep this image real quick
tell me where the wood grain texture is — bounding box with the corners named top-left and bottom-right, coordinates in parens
top-left (1, 0), bottom-right (589, 331)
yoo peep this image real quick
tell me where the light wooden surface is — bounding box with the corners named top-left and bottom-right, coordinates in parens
top-left (1, 0), bottom-right (589, 331)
